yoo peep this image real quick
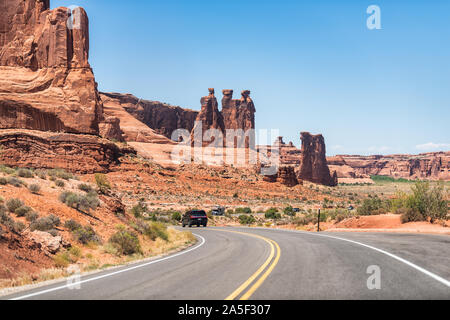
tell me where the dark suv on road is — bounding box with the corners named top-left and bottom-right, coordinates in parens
top-left (182, 210), bottom-right (208, 228)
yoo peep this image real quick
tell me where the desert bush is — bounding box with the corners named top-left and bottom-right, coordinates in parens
top-left (17, 168), bottom-right (34, 178)
top-left (357, 196), bottom-right (388, 216)
top-left (25, 211), bottom-right (39, 222)
top-left (78, 183), bottom-right (93, 193)
top-left (14, 206), bottom-right (32, 217)
top-left (8, 177), bottom-right (24, 187)
top-left (0, 206), bottom-right (12, 224)
top-left (35, 169), bottom-right (47, 180)
top-left (10, 221), bottom-right (25, 233)
top-left (400, 208), bottom-right (425, 223)
top-left (0, 177), bottom-right (7, 185)
top-left (0, 165), bottom-right (15, 175)
top-left (235, 207), bottom-right (252, 214)
top-left (147, 221), bottom-right (169, 241)
top-left (130, 202), bottom-right (147, 218)
top-left (53, 251), bottom-right (72, 268)
top-left (48, 169), bottom-right (73, 180)
top-left (109, 228), bottom-right (142, 255)
top-left (55, 180), bottom-right (65, 188)
top-left (95, 173), bottom-right (111, 194)
top-left (72, 225), bottom-right (101, 244)
top-left (171, 211), bottom-right (181, 222)
top-left (239, 215), bottom-right (256, 225)
top-left (265, 208), bottom-right (281, 220)
top-left (64, 219), bottom-right (82, 232)
top-left (30, 215), bottom-right (60, 232)
top-left (284, 206), bottom-right (295, 216)
top-left (6, 198), bottom-right (24, 212)
top-left (59, 191), bottom-right (99, 213)
top-left (28, 183), bottom-right (41, 194)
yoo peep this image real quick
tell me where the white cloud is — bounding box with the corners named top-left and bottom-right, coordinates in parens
top-left (416, 142), bottom-right (450, 151)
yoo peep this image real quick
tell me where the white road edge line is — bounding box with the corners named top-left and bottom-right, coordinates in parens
top-left (10, 234), bottom-right (206, 300)
top-left (247, 227), bottom-right (450, 288)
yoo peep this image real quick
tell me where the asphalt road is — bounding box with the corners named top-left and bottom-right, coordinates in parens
top-left (2, 227), bottom-right (449, 300)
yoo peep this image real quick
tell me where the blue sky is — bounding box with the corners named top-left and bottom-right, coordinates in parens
top-left (54, 0), bottom-right (450, 155)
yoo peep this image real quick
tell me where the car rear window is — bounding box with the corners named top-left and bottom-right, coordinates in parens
top-left (191, 211), bottom-right (206, 216)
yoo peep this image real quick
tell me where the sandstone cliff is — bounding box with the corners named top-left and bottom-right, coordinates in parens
top-left (0, 0), bottom-right (106, 135)
top-left (327, 153), bottom-right (450, 181)
top-left (0, 0), bottom-right (128, 172)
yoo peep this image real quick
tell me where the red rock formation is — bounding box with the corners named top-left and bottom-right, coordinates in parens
top-left (0, 0), bottom-right (105, 135)
top-left (0, 129), bottom-right (134, 173)
top-left (222, 90), bottom-right (256, 148)
top-left (191, 88), bottom-right (225, 147)
top-left (297, 132), bottom-right (337, 186)
top-left (277, 166), bottom-right (299, 187)
top-left (100, 92), bottom-right (197, 141)
top-left (327, 152), bottom-right (450, 181)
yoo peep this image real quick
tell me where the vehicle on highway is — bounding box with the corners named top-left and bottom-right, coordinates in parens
top-left (182, 210), bottom-right (208, 227)
top-left (211, 206), bottom-right (225, 216)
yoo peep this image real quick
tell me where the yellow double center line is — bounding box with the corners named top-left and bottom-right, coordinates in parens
top-left (213, 229), bottom-right (281, 300)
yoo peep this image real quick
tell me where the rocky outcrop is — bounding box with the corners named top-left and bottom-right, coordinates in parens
top-left (0, 129), bottom-right (134, 173)
top-left (191, 88), bottom-right (225, 147)
top-left (98, 116), bottom-right (124, 142)
top-left (101, 92), bottom-right (198, 141)
top-left (277, 166), bottom-right (299, 187)
top-left (297, 132), bottom-right (337, 186)
top-left (221, 90), bottom-right (256, 148)
top-left (27, 230), bottom-right (69, 255)
top-left (0, 0), bottom-right (104, 135)
top-left (327, 153), bottom-right (450, 181)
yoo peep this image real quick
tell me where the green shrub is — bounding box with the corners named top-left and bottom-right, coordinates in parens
top-left (400, 208), bottom-right (425, 223)
top-left (28, 183), bottom-right (41, 194)
top-left (109, 229), bottom-right (141, 255)
top-left (14, 206), bottom-right (32, 217)
top-left (59, 191), bottom-right (99, 213)
top-left (171, 211), bottom-right (181, 222)
top-left (48, 169), bottom-right (73, 180)
top-left (0, 206), bottom-right (13, 224)
top-left (17, 168), bottom-right (34, 178)
top-left (0, 165), bottom-right (15, 175)
top-left (95, 173), bottom-right (111, 194)
top-left (35, 169), bottom-right (47, 180)
top-left (239, 215), bottom-right (256, 225)
top-left (64, 219), bottom-right (82, 232)
top-left (0, 177), bottom-right (7, 185)
top-left (357, 196), bottom-right (388, 216)
top-left (73, 225), bottom-right (101, 244)
top-left (265, 208), bottom-right (281, 219)
top-left (6, 198), bottom-right (24, 212)
top-left (130, 202), bottom-right (147, 218)
top-left (78, 183), bottom-right (93, 193)
top-left (25, 211), bottom-right (39, 222)
top-left (147, 222), bottom-right (169, 241)
top-left (284, 206), bottom-right (295, 216)
top-left (8, 177), bottom-right (24, 187)
top-left (30, 215), bottom-right (60, 231)
top-left (235, 207), bottom-right (252, 214)
top-left (55, 180), bottom-right (65, 188)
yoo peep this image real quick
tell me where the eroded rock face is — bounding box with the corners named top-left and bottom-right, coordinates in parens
top-left (191, 88), bottom-right (225, 146)
top-left (0, 129), bottom-right (134, 173)
top-left (297, 132), bottom-right (337, 186)
top-left (222, 90), bottom-right (256, 148)
top-left (327, 153), bottom-right (450, 180)
top-left (100, 92), bottom-right (196, 142)
top-left (0, 0), bottom-right (103, 135)
top-left (277, 166), bottom-right (299, 187)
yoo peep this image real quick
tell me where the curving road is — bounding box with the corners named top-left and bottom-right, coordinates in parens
top-left (2, 227), bottom-right (449, 300)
